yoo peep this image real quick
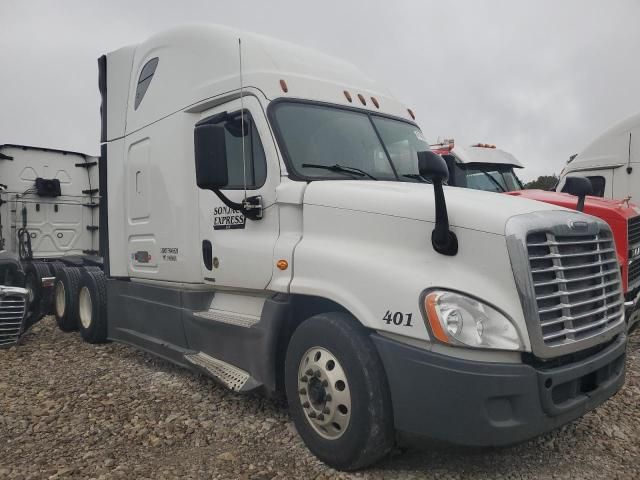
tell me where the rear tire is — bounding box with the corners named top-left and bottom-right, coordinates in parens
top-left (48, 261), bottom-right (67, 279)
top-left (285, 312), bottom-right (394, 470)
top-left (83, 265), bottom-right (103, 274)
top-left (54, 267), bottom-right (81, 332)
top-left (45, 262), bottom-right (67, 314)
top-left (77, 270), bottom-right (108, 344)
top-left (23, 261), bottom-right (51, 327)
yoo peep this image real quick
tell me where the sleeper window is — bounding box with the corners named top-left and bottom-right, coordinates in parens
top-left (134, 57), bottom-right (159, 110)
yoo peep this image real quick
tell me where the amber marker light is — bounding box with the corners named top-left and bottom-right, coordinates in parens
top-left (279, 79), bottom-right (288, 93)
top-left (424, 292), bottom-right (450, 344)
top-left (407, 108), bottom-right (416, 120)
top-left (277, 259), bottom-right (289, 271)
top-left (343, 90), bottom-right (353, 102)
top-left (371, 96), bottom-right (380, 108)
top-left (357, 93), bottom-right (367, 105)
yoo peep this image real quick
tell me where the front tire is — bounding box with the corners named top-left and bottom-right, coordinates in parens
top-left (285, 312), bottom-right (394, 470)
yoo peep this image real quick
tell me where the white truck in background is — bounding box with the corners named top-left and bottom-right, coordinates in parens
top-left (47, 25), bottom-right (628, 469)
top-left (558, 112), bottom-right (640, 200)
top-left (0, 144), bottom-right (102, 330)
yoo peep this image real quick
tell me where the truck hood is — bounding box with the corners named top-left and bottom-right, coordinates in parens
top-left (303, 181), bottom-right (565, 235)
top-left (507, 189), bottom-right (640, 222)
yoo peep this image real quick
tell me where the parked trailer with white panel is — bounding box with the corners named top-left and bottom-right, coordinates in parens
top-left (0, 144), bottom-right (102, 331)
top-left (61, 25), bottom-right (628, 469)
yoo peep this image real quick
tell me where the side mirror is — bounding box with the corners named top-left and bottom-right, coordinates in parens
top-left (193, 119), bottom-right (263, 221)
top-left (562, 176), bottom-right (593, 212)
top-left (417, 151), bottom-right (458, 256)
top-left (194, 123), bottom-right (228, 190)
top-left (418, 150), bottom-right (449, 182)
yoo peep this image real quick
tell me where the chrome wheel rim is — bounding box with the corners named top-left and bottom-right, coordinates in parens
top-left (297, 347), bottom-right (351, 440)
top-left (79, 286), bottom-right (92, 329)
top-left (54, 282), bottom-right (66, 317)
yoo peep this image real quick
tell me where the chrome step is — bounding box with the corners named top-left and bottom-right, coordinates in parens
top-left (184, 352), bottom-right (250, 392)
top-left (192, 309), bottom-right (259, 328)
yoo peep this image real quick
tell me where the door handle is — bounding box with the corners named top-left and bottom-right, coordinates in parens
top-left (202, 240), bottom-right (213, 270)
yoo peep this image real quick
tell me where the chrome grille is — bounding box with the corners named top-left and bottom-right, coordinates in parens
top-left (628, 215), bottom-right (640, 247)
top-left (0, 288), bottom-right (27, 347)
top-left (527, 229), bottom-right (624, 346)
top-left (627, 215), bottom-right (640, 288)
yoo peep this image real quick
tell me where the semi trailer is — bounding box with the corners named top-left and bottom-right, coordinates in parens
top-left (51, 25), bottom-right (628, 469)
top-left (432, 140), bottom-right (640, 330)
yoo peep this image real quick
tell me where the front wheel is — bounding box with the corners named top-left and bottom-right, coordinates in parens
top-left (285, 312), bottom-right (394, 470)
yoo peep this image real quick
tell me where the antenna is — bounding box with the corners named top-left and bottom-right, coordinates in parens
top-left (627, 132), bottom-right (633, 175)
top-left (239, 38), bottom-right (247, 201)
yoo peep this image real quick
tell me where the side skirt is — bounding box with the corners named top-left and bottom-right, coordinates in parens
top-left (106, 278), bottom-right (290, 395)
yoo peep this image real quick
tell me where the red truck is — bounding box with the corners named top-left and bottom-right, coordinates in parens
top-left (432, 140), bottom-right (640, 329)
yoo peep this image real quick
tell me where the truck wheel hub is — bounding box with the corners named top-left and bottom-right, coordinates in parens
top-left (55, 282), bottom-right (66, 317)
top-left (78, 286), bottom-right (93, 329)
top-left (297, 347), bottom-right (352, 440)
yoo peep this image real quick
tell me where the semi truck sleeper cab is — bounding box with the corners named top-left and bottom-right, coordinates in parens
top-left (58, 25), bottom-right (630, 470)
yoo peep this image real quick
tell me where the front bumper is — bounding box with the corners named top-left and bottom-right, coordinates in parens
top-left (372, 332), bottom-right (626, 446)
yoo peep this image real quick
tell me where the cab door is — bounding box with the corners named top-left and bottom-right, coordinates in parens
top-left (197, 96), bottom-right (280, 290)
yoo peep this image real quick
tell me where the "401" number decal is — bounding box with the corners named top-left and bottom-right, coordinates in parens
top-left (382, 310), bottom-right (413, 327)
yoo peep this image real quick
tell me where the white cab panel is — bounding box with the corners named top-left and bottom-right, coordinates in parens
top-left (197, 96), bottom-right (281, 290)
top-left (122, 112), bottom-right (202, 282)
top-left (105, 45), bottom-right (136, 141)
top-left (291, 204), bottom-right (532, 350)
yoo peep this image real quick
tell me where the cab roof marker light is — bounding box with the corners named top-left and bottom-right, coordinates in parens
top-left (407, 108), bottom-right (416, 120)
top-left (343, 90), bottom-right (353, 103)
top-left (279, 79), bottom-right (288, 93)
top-left (430, 138), bottom-right (454, 152)
top-left (357, 93), bottom-right (367, 106)
top-left (371, 96), bottom-right (380, 108)
top-left (473, 143), bottom-right (496, 149)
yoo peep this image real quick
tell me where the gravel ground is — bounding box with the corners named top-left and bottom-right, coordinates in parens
top-left (0, 318), bottom-right (638, 480)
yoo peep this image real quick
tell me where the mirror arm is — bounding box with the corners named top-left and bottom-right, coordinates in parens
top-left (576, 194), bottom-right (586, 212)
top-left (212, 189), bottom-right (263, 221)
top-left (431, 180), bottom-right (458, 256)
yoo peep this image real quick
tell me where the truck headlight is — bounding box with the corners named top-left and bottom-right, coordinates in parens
top-left (423, 290), bottom-right (523, 351)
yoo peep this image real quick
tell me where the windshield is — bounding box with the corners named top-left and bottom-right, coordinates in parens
top-left (446, 159), bottom-right (523, 192)
top-left (270, 102), bottom-right (430, 181)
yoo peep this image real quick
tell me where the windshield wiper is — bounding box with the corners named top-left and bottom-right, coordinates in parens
top-left (479, 171), bottom-right (506, 192)
top-left (301, 163), bottom-right (378, 180)
top-left (402, 173), bottom-right (431, 183)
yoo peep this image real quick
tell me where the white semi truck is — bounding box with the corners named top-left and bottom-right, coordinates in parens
top-left (557, 112), bottom-right (640, 200)
top-left (0, 144), bottom-right (101, 331)
top-left (60, 25), bottom-right (628, 469)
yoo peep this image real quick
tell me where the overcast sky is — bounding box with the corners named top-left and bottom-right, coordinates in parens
top-left (1, 0), bottom-right (639, 181)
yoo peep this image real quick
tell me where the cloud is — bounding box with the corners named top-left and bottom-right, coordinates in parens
top-left (1, 0), bottom-right (638, 180)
